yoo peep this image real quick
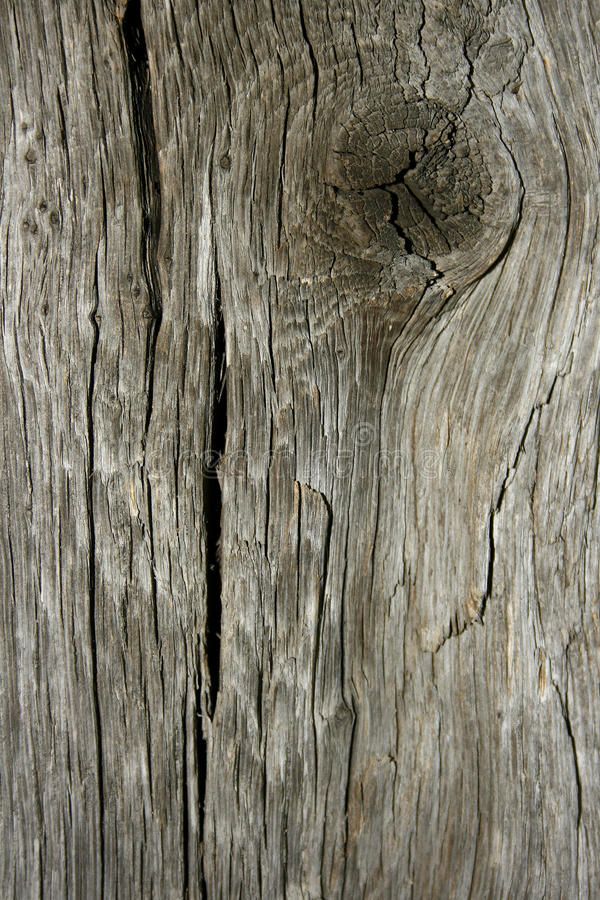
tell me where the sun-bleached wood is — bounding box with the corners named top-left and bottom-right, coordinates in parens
top-left (1, 1), bottom-right (598, 897)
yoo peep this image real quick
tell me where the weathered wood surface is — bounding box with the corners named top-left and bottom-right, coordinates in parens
top-left (1, 0), bottom-right (598, 897)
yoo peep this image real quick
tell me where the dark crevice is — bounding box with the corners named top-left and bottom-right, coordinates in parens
top-left (370, 151), bottom-right (445, 280)
top-left (123, 0), bottom-right (162, 645)
top-left (122, 0), bottom-right (162, 748)
top-left (395, 148), bottom-right (419, 183)
top-left (403, 179), bottom-right (449, 253)
top-left (122, 0), bottom-right (162, 444)
top-left (145, 480), bottom-right (160, 646)
top-left (88, 253), bottom-right (104, 896)
top-left (384, 186), bottom-right (415, 254)
top-left (276, 96), bottom-right (290, 247)
top-left (182, 694), bottom-right (193, 900)
top-left (298, 0), bottom-right (319, 122)
top-left (462, 38), bottom-right (476, 98)
top-left (350, 23), bottom-right (363, 86)
top-left (205, 255), bottom-right (226, 718)
top-left (122, 0), bottom-right (162, 708)
top-left (195, 642), bottom-right (209, 899)
top-left (563, 704), bottom-right (584, 833)
top-left (340, 700), bottom-right (358, 900)
top-left (310, 491), bottom-right (333, 803)
top-left (481, 509), bottom-right (495, 622)
top-left (432, 606), bottom-right (483, 654)
top-left (122, 0), bottom-right (168, 880)
top-left (197, 251), bottom-right (227, 899)
top-left (416, 1), bottom-right (428, 87)
top-left (552, 680), bottom-right (583, 833)
top-left (393, 158), bottom-right (451, 257)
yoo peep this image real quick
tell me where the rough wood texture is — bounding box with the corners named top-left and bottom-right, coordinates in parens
top-left (1, 0), bottom-right (598, 897)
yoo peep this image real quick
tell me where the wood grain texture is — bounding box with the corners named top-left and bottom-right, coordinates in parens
top-left (1, 0), bottom-right (598, 897)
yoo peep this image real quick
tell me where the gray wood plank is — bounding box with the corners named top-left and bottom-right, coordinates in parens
top-left (1, 0), bottom-right (598, 897)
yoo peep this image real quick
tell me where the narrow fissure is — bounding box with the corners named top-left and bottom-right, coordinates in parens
top-left (122, 0), bottom-right (173, 880)
top-left (122, 0), bottom-right (162, 443)
top-left (205, 255), bottom-right (226, 717)
top-left (181, 698), bottom-right (190, 899)
top-left (372, 151), bottom-right (445, 280)
top-left (195, 656), bottom-right (208, 899)
top-left (482, 402), bottom-right (541, 622)
top-left (481, 509), bottom-right (495, 621)
top-left (122, 0), bottom-right (162, 676)
top-left (553, 681), bottom-right (583, 832)
top-left (384, 186), bottom-right (416, 254)
top-left (563, 704), bottom-right (584, 833)
top-left (88, 257), bottom-right (104, 894)
top-left (395, 148), bottom-right (419, 183)
top-left (298, 0), bottom-right (319, 122)
top-left (197, 250), bottom-right (227, 895)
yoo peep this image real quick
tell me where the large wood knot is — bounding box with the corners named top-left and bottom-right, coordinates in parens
top-left (289, 89), bottom-right (522, 307)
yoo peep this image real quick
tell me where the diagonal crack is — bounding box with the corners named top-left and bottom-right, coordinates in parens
top-left (370, 150), bottom-right (445, 282)
top-left (482, 371), bottom-right (563, 620)
top-left (551, 676), bottom-right (583, 835)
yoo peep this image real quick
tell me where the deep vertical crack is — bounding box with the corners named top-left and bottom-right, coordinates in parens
top-left (195, 648), bottom-right (208, 899)
top-left (197, 247), bottom-right (227, 896)
top-left (562, 702), bottom-right (583, 835)
top-left (481, 510), bottom-right (495, 622)
top-left (88, 250), bottom-right (104, 895)
top-left (122, 0), bottom-right (162, 679)
top-left (181, 692), bottom-right (190, 899)
top-left (121, 0), bottom-right (167, 878)
top-left (298, 0), bottom-right (318, 123)
top-left (205, 252), bottom-right (226, 717)
top-left (122, 0), bottom-right (162, 443)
